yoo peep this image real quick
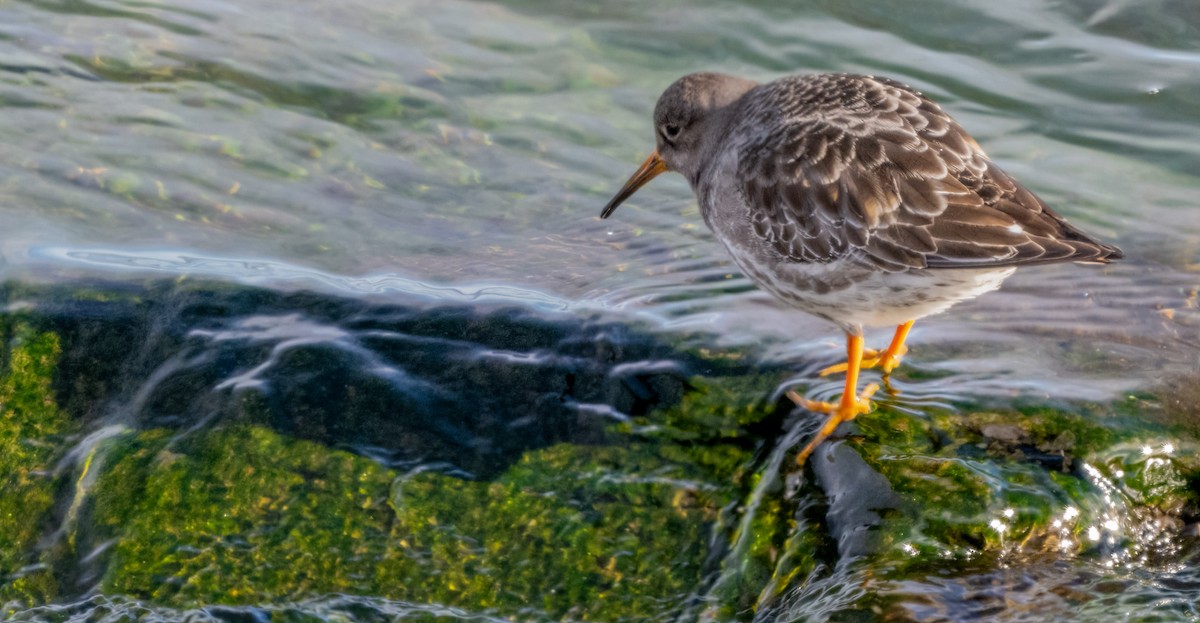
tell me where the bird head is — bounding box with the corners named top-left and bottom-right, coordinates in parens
top-left (600, 72), bottom-right (758, 219)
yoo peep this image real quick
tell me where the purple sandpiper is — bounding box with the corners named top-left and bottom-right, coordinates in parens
top-left (600, 72), bottom-right (1122, 464)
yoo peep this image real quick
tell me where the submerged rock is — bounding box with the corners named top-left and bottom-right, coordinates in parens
top-left (809, 440), bottom-right (904, 560)
top-left (1, 280), bottom-right (1198, 622)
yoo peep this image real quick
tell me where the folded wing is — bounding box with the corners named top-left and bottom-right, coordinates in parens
top-left (736, 74), bottom-right (1122, 272)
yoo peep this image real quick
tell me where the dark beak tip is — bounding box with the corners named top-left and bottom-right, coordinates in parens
top-left (599, 195), bottom-right (626, 220)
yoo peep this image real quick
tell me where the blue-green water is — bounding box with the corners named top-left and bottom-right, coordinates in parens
top-left (1, 0), bottom-right (1198, 621)
top-left (3, 0), bottom-right (1197, 393)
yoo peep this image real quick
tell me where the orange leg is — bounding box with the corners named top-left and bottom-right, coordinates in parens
top-left (786, 333), bottom-right (878, 465)
top-left (819, 320), bottom-right (915, 377)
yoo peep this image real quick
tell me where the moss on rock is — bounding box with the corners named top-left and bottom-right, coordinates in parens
top-left (92, 425), bottom-right (398, 603)
top-left (840, 400), bottom-right (1199, 578)
top-left (385, 443), bottom-right (726, 619)
top-left (89, 376), bottom-right (771, 621)
top-left (0, 321), bottom-right (72, 604)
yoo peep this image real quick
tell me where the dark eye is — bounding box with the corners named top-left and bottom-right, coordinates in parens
top-left (661, 124), bottom-right (681, 141)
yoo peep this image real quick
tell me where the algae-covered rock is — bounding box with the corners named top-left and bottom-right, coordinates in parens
top-left (0, 321), bottom-right (72, 604)
top-left (385, 443), bottom-right (727, 620)
top-left (88, 375), bottom-right (772, 622)
top-left (756, 395), bottom-right (1200, 622)
top-left (826, 401), bottom-right (1199, 577)
top-left (5, 276), bottom-right (1197, 622)
top-left (91, 425), bottom-right (398, 603)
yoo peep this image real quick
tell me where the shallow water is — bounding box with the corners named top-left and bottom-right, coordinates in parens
top-left (1, 0), bottom-right (1199, 621)
top-left (4, 0), bottom-right (1199, 384)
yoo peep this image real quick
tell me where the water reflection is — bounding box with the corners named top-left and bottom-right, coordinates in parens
top-left (20, 279), bottom-right (746, 478)
top-left (859, 438), bottom-right (1200, 622)
top-left (7, 594), bottom-right (525, 623)
top-left (34, 246), bottom-right (577, 310)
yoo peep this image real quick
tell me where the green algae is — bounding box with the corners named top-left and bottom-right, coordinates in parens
top-left (386, 443), bottom-right (724, 619)
top-left (0, 321), bottom-right (72, 604)
top-left (77, 369), bottom-right (1200, 620)
top-left (643, 376), bottom-right (777, 439)
top-left (842, 400), bottom-right (1199, 578)
top-left (621, 377), bottom-right (807, 617)
top-left (618, 375), bottom-right (778, 478)
top-left (86, 378), bottom-right (766, 620)
top-left (92, 426), bottom-right (398, 603)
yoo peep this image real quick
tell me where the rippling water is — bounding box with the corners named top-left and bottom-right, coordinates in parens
top-left (3, 0), bottom-right (1197, 396)
top-left (1, 0), bottom-right (1198, 620)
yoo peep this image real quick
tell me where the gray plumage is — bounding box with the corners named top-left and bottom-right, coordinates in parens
top-left (603, 71), bottom-right (1122, 333)
top-left (666, 73), bottom-right (1121, 271)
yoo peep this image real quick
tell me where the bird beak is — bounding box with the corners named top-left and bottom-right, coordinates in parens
top-left (600, 150), bottom-right (668, 219)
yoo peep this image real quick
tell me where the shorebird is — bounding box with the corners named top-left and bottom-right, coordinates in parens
top-left (600, 72), bottom-right (1122, 464)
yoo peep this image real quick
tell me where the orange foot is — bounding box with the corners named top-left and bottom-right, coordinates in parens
top-left (786, 329), bottom-right (884, 466)
top-left (786, 383), bottom-right (878, 465)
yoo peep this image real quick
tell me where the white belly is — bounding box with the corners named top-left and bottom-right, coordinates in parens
top-left (724, 239), bottom-right (1015, 331)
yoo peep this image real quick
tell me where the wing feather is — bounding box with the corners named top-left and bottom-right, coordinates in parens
top-left (734, 74), bottom-right (1122, 271)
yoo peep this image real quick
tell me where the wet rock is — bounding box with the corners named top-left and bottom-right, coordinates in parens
top-left (810, 438), bottom-right (903, 560)
top-left (0, 320), bottom-right (73, 604)
top-left (981, 423), bottom-right (1029, 444)
top-left (8, 279), bottom-right (752, 478)
top-left (86, 424), bottom-right (734, 620)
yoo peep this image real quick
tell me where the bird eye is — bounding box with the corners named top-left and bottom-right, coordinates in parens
top-left (661, 124), bottom-right (681, 141)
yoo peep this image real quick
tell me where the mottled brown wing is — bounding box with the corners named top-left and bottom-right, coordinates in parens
top-left (736, 74), bottom-right (1121, 271)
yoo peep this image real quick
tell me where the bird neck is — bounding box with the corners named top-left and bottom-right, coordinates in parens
top-left (686, 104), bottom-right (742, 189)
